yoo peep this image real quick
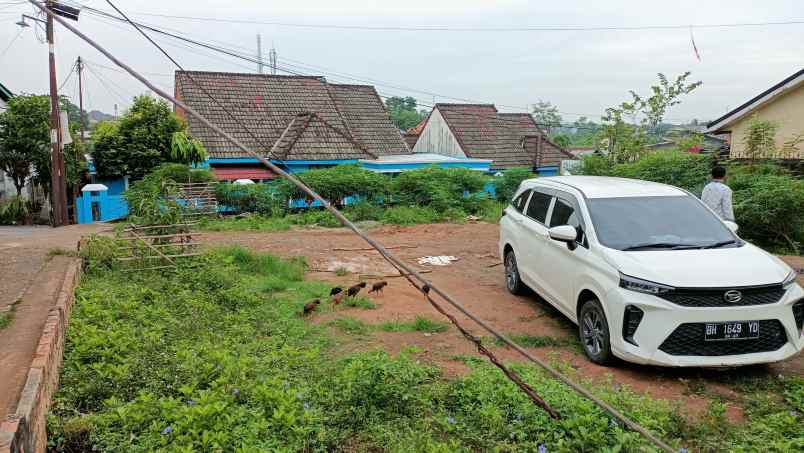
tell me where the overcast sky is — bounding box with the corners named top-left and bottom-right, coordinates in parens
top-left (1, 0), bottom-right (803, 124)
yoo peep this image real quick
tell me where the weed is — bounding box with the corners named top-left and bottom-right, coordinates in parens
top-left (48, 247), bottom-right (77, 258)
top-left (378, 316), bottom-right (449, 333)
top-left (334, 267), bottom-right (350, 277)
top-left (0, 311), bottom-right (12, 330)
top-left (329, 317), bottom-right (370, 335)
top-left (493, 334), bottom-right (577, 349)
top-left (343, 296), bottom-right (376, 309)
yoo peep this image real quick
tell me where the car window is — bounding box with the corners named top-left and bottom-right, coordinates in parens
top-left (588, 196), bottom-right (735, 251)
top-left (526, 191), bottom-right (553, 224)
top-left (549, 198), bottom-right (586, 246)
top-left (512, 189), bottom-right (531, 212)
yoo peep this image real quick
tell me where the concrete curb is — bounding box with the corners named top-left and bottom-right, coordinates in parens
top-left (0, 258), bottom-right (81, 453)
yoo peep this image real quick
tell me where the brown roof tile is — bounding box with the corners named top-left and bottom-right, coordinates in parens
top-left (435, 104), bottom-right (574, 170)
top-left (175, 71), bottom-right (407, 160)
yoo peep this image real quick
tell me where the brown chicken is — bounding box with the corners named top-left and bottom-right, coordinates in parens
top-left (346, 282), bottom-right (367, 297)
top-left (331, 291), bottom-right (346, 306)
top-left (368, 281), bottom-right (388, 295)
top-left (303, 299), bottom-right (321, 315)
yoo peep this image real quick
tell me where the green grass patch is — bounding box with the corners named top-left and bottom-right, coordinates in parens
top-left (0, 311), bottom-right (12, 330)
top-left (492, 334), bottom-right (578, 349)
top-left (334, 267), bottom-right (350, 277)
top-left (377, 316), bottom-right (449, 333)
top-left (48, 238), bottom-right (804, 452)
top-left (342, 296), bottom-right (376, 309)
top-left (329, 317), bottom-right (371, 335)
top-left (48, 247), bottom-right (77, 258)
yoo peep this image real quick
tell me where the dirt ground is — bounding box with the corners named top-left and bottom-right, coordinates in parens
top-left (201, 222), bottom-right (804, 424)
top-left (0, 224), bottom-right (105, 418)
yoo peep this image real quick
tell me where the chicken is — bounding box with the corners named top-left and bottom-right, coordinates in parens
top-left (303, 299), bottom-right (321, 315)
top-left (329, 286), bottom-right (343, 296)
top-left (368, 281), bottom-right (388, 295)
top-left (346, 282), bottom-right (367, 297)
top-left (331, 291), bottom-right (346, 306)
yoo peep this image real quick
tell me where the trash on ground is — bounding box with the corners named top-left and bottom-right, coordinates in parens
top-left (418, 256), bottom-right (458, 266)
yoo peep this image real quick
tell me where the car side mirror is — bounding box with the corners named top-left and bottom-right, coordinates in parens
top-left (548, 225), bottom-right (578, 250)
top-left (723, 220), bottom-right (739, 233)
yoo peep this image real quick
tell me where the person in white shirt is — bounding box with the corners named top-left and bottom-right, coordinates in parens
top-left (701, 166), bottom-right (734, 221)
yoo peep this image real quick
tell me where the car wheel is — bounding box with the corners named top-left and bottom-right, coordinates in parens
top-left (504, 250), bottom-right (525, 295)
top-left (579, 299), bottom-right (613, 365)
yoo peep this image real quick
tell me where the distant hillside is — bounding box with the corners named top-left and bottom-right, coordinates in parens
top-left (88, 109), bottom-right (115, 123)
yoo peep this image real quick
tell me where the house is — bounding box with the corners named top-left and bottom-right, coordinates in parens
top-left (174, 72), bottom-right (492, 180)
top-left (707, 68), bottom-right (804, 159)
top-left (402, 118), bottom-right (427, 150)
top-left (410, 104), bottom-right (575, 175)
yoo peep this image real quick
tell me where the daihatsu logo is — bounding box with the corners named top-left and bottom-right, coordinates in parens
top-left (723, 290), bottom-right (743, 303)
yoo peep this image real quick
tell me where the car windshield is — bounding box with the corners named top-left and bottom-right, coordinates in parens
top-left (587, 196), bottom-right (736, 251)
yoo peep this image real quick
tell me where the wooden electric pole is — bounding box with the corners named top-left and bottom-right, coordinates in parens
top-left (77, 56), bottom-right (85, 141)
top-left (46, 0), bottom-right (68, 226)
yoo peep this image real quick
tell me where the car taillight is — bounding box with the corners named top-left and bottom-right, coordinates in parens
top-left (622, 305), bottom-right (644, 346)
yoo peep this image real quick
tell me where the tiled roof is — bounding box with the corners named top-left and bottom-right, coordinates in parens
top-left (175, 71), bottom-right (408, 160)
top-left (435, 104), bottom-right (574, 170)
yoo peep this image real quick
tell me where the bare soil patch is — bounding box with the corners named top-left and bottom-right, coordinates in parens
top-left (201, 223), bottom-right (804, 424)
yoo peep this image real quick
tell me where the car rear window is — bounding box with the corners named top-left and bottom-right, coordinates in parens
top-left (526, 191), bottom-right (552, 224)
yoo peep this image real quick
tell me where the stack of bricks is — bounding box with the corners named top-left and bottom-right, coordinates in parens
top-left (0, 259), bottom-right (81, 453)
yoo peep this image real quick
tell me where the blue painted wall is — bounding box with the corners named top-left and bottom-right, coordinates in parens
top-left (75, 177), bottom-right (129, 224)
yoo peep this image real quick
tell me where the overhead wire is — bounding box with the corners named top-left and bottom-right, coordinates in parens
top-left (80, 7), bottom-right (804, 33)
top-left (0, 26), bottom-right (24, 60)
top-left (40, 0), bottom-right (682, 450)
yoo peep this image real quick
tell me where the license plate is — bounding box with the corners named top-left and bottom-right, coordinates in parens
top-left (705, 321), bottom-right (760, 341)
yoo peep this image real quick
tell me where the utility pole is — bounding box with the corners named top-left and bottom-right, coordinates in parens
top-left (257, 34), bottom-right (263, 74)
top-left (269, 45), bottom-right (277, 75)
top-left (77, 56), bottom-right (85, 140)
top-left (47, 0), bottom-right (68, 226)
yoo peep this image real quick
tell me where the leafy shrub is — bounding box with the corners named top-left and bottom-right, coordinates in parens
top-left (491, 167), bottom-right (534, 202)
top-left (578, 150), bottom-right (713, 194)
top-left (78, 235), bottom-right (126, 273)
top-left (729, 173), bottom-right (804, 252)
top-left (275, 164), bottom-right (390, 207)
top-left (215, 183), bottom-right (282, 216)
top-left (150, 163), bottom-right (214, 184)
top-left (393, 166), bottom-right (488, 212)
top-left (380, 205), bottom-right (444, 225)
top-left (0, 196), bottom-right (37, 225)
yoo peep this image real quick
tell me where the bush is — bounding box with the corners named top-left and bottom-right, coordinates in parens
top-left (491, 167), bottom-right (534, 202)
top-left (578, 151), bottom-right (713, 194)
top-left (275, 164), bottom-right (390, 207)
top-left (392, 166), bottom-right (488, 212)
top-left (729, 173), bottom-right (804, 252)
top-left (215, 183), bottom-right (283, 216)
top-left (0, 196), bottom-right (38, 225)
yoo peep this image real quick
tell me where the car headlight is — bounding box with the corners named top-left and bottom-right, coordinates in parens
top-left (783, 270), bottom-right (798, 289)
top-left (619, 273), bottom-right (675, 295)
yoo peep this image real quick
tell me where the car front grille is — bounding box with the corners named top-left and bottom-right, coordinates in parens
top-left (659, 285), bottom-right (785, 308)
top-left (659, 320), bottom-right (787, 356)
top-left (793, 299), bottom-right (804, 331)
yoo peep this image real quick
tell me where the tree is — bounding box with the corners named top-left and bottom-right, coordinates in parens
top-left (385, 96), bottom-right (426, 131)
top-left (92, 95), bottom-right (205, 180)
top-left (599, 72), bottom-right (701, 163)
top-left (531, 100), bottom-right (562, 134)
top-left (0, 95), bottom-right (50, 194)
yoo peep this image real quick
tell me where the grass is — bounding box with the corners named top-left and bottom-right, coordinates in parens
top-left (48, 247), bottom-right (78, 258)
top-left (0, 311), bottom-right (12, 330)
top-left (334, 267), bottom-right (350, 277)
top-left (329, 317), bottom-right (371, 335)
top-left (377, 316), bottom-right (449, 333)
top-left (342, 296), bottom-right (377, 309)
top-left (492, 334), bottom-right (578, 349)
top-left (48, 238), bottom-right (804, 452)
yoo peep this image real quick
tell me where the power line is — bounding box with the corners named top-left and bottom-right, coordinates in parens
top-left (83, 8), bottom-right (804, 33)
top-left (0, 27), bottom-right (24, 60)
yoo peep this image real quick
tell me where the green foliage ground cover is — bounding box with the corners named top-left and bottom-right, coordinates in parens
top-left (49, 243), bottom-right (804, 452)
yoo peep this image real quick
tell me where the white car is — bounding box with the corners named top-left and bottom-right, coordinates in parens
top-left (499, 176), bottom-right (804, 367)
